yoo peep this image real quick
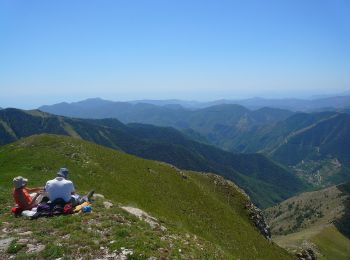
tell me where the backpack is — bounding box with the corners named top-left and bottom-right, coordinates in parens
top-left (52, 204), bottom-right (65, 215)
top-left (37, 202), bottom-right (50, 212)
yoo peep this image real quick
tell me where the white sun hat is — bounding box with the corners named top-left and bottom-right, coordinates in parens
top-left (13, 176), bottom-right (28, 189)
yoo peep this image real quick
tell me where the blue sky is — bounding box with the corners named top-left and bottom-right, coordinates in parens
top-left (1, 0), bottom-right (350, 108)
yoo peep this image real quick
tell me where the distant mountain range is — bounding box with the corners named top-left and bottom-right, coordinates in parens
top-left (39, 99), bottom-right (294, 151)
top-left (39, 93), bottom-right (350, 111)
top-left (0, 108), bottom-right (305, 208)
top-left (39, 98), bottom-right (350, 189)
top-left (40, 94), bottom-right (350, 114)
top-left (224, 95), bottom-right (350, 111)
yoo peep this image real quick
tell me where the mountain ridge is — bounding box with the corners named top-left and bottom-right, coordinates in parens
top-left (229, 111), bottom-right (350, 188)
top-left (0, 108), bottom-right (305, 208)
top-left (39, 100), bottom-right (294, 152)
top-left (40, 94), bottom-right (350, 112)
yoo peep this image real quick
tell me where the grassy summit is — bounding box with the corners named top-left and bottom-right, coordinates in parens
top-left (0, 134), bottom-right (292, 259)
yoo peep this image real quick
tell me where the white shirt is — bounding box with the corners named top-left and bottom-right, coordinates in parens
top-left (45, 177), bottom-right (75, 202)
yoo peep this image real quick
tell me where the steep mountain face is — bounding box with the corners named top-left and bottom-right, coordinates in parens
top-left (230, 111), bottom-right (338, 153)
top-left (270, 113), bottom-right (350, 165)
top-left (39, 99), bottom-right (294, 152)
top-left (180, 105), bottom-right (293, 151)
top-left (226, 111), bottom-right (350, 187)
top-left (0, 108), bottom-right (305, 208)
top-left (264, 182), bottom-right (350, 259)
top-left (0, 135), bottom-right (293, 259)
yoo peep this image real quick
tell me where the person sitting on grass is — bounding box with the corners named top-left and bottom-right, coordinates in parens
top-left (45, 167), bottom-right (94, 206)
top-left (45, 168), bottom-right (76, 204)
top-left (13, 176), bottom-right (44, 210)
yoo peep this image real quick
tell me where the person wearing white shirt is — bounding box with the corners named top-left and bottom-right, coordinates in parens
top-left (45, 168), bottom-right (76, 203)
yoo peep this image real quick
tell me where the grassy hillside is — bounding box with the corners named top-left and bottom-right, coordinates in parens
top-left (0, 108), bottom-right (305, 208)
top-left (0, 134), bottom-right (292, 259)
top-left (264, 183), bottom-right (350, 259)
top-left (0, 191), bottom-right (226, 259)
top-left (312, 226), bottom-right (350, 260)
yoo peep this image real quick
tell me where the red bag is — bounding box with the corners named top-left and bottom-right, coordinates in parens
top-left (63, 203), bottom-right (73, 214)
top-left (11, 207), bottom-right (23, 215)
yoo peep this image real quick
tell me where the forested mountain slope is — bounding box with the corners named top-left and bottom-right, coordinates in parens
top-left (243, 112), bottom-right (350, 187)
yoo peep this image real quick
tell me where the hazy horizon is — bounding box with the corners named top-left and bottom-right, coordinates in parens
top-left (1, 89), bottom-right (350, 110)
top-left (1, 1), bottom-right (350, 109)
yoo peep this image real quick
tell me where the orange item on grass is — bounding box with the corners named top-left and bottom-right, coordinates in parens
top-left (73, 201), bottom-right (90, 213)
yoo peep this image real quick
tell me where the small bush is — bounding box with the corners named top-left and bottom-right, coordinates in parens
top-left (115, 228), bottom-right (130, 238)
top-left (6, 240), bottom-right (25, 254)
top-left (42, 244), bottom-right (64, 258)
top-left (275, 210), bottom-right (283, 217)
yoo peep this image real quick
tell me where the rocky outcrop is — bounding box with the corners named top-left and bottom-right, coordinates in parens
top-left (245, 202), bottom-right (271, 240)
top-left (296, 248), bottom-right (317, 260)
top-left (121, 206), bottom-right (167, 231)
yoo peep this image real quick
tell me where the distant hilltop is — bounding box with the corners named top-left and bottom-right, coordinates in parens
top-left (40, 93), bottom-right (350, 112)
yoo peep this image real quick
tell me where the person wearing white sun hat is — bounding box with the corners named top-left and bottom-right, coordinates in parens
top-left (13, 176), bottom-right (43, 210)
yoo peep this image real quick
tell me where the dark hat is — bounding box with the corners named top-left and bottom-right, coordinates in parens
top-left (57, 168), bottom-right (69, 178)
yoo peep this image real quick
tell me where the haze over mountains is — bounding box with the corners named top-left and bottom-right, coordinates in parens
top-left (38, 94), bottom-right (350, 114)
top-left (128, 95), bottom-right (350, 112)
top-left (38, 95), bottom-right (350, 189)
